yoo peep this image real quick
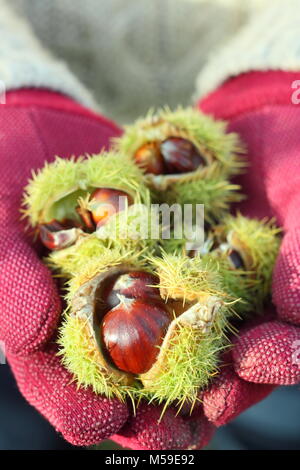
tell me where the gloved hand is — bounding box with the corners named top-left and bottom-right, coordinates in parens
top-left (2, 72), bottom-right (300, 451)
top-left (0, 89), bottom-right (214, 450)
top-left (197, 71), bottom-right (300, 426)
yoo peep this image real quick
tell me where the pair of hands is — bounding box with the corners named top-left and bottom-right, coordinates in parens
top-left (1, 71), bottom-right (300, 450)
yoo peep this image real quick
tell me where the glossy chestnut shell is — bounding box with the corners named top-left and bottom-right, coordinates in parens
top-left (101, 298), bottom-right (171, 374)
top-left (228, 248), bottom-right (245, 269)
top-left (39, 219), bottom-right (81, 251)
top-left (89, 188), bottom-right (133, 228)
top-left (160, 137), bottom-right (206, 174)
top-left (134, 136), bottom-right (206, 176)
top-left (101, 271), bottom-right (161, 310)
top-left (134, 142), bottom-right (165, 175)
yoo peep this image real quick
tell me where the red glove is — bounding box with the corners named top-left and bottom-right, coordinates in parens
top-left (197, 71), bottom-right (300, 426)
top-left (0, 89), bottom-right (213, 450)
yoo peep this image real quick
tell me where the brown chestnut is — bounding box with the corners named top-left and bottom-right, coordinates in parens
top-left (39, 219), bottom-right (80, 251)
top-left (160, 137), bottom-right (206, 174)
top-left (90, 188), bottom-right (133, 228)
top-left (134, 141), bottom-right (165, 175)
top-left (228, 248), bottom-right (245, 269)
top-left (76, 205), bottom-right (95, 232)
top-left (101, 298), bottom-right (171, 374)
top-left (102, 271), bottom-right (161, 310)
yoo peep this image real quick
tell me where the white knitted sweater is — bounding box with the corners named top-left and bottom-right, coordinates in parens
top-left (0, 0), bottom-right (299, 122)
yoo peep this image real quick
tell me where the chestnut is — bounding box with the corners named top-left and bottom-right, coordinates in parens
top-left (115, 108), bottom-right (246, 221)
top-left (101, 271), bottom-right (161, 310)
top-left (134, 141), bottom-right (165, 175)
top-left (160, 137), bottom-right (206, 174)
top-left (227, 248), bottom-right (245, 269)
top-left (76, 205), bottom-right (96, 232)
top-left (59, 248), bottom-right (251, 406)
top-left (89, 188), bottom-right (133, 228)
top-left (134, 137), bottom-right (206, 176)
top-left (39, 219), bottom-right (81, 250)
top-left (101, 298), bottom-right (171, 374)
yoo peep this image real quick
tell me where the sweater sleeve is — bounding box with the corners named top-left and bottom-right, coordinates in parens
top-left (194, 0), bottom-right (300, 101)
top-left (0, 0), bottom-right (98, 111)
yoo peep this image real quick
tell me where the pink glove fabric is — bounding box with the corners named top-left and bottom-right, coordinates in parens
top-left (198, 71), bottom-right (300, 426)
top-left (0, 89), bottom-right (213, 450)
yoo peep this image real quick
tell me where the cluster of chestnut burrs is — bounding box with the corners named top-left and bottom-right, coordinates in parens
top-left (23, 107), bottom-right (280, 410)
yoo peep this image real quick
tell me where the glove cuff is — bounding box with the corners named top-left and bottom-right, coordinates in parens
top-left (0, 0), bottom-right (98, 111)
top-left (194, 0), bottom-right (300, 101)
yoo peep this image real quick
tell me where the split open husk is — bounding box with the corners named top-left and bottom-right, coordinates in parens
top-left (23, 152), bottom-right (149, 226)
top-left (162, 214), bottom-right (281, 313)
top-left (58, 249), bottom-right (236, 409)
top-left (115, 107), bottom-right (245, 220)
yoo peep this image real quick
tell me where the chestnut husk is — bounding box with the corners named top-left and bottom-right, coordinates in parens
top-left (23, 152), bottom-right (149, 231)
top-left (59, 250), bottom-right (235, 408)
top-left (38, 220), bottom-right (85, 251)
top-left (161, 214), bottom-right (281, 313)
top-left (59, 255), bottom-right (156, 399)
top-left (114, 107), bottom-right (245, 219)
top-left (24, 152), bottom-right (154, 256)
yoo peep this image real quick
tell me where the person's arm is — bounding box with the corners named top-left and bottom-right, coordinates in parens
top-left (0, 0), bottom-right (97, 110)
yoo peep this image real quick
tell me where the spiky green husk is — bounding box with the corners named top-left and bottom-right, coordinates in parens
top-left (48, 203), bottom-right (158, 277)
top-left (164, 171), bottom-right (242, 223)
top-left (201, 253), bottom-right (257, 314)
top-left (148, 251), bottom-right (233, 304)
top-left (115, 106), bottom-right (245, 178)
top-left (65, 246), bottom-right (147, 302)
top-left (58, 220), bottom-right (278, 405)
top-left (138, 252), bottom-right (236, 408)
top-left (23, 157), bottom-right (86, 225)
top-left (59, 249), bottom-right (238, 406)
top-left (159, 238), bottom-right (260, 313)
top-left (83, 152), bottom-right (149, 204)
top-left (139, 318), bottom-right (228, 410)
top-left (58, 247), bottom-right (148, 400)
top-left (95, 200), bottom-right (158, 254)
top-left (58, 314), bottom-right (140, 401)
top-left (23, 152), bottom-right (149, 226)
top-left (219, 214), bottom-right (281, 309)
top-left (160, 215), bottom-right (281, 312)
top-left (48, 234), bottom-right (110, 276)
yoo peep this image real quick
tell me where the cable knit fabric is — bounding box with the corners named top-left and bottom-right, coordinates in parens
top-left (195, 0), bottom-right (300, 100)
top-left (5, 0), bottom-right (270, 122)
top-left (0, 0), bottom-right (98, 111)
